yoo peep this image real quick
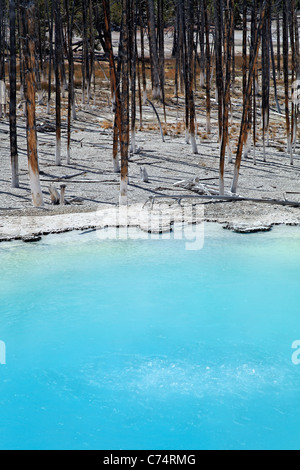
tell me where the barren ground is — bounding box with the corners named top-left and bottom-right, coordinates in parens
top-left (0, 32), bottom-right (300, 240)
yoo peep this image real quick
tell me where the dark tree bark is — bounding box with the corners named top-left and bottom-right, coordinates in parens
top-left (102, 0), bottom-right (121, 172)
top-left (0, 0), bottom-right (6, 83)
top-left (276, 4), bottom-right (281, 79)
top-left (130, 0), bottom-right (137, 153)
top-left (251, 0), bottom-right (258, 165)
top-left (214, 0), bottom-right (224, 143)
top-left (261, 0), bottom-right (270, 161)
top-left (187, 0), bottom-right (198, 153)
top-left (21, 0), bottom-right (44, 207)
top-left (203, 0), bottom-right (211, 134)
top-left (220, 0), bottom-right (233, 194)
top-left (157, 0), bottom-right (166, 119)
top-left (283, 0), bottom-right (292, 159)
top-left (45, 0), bottom-right (54, 114)
top-left (54, 0), bottom-right (62, 165)
top-left (9, 0), bottom-right (19, 188)
top-left (65, 0), bottom-right (75, 164)
top-left (139, 1), bottom-right (147, 104)
top-left (231, 1), bottom-right (267, 194)
top-left (242, 0), bottom-right (247, 105)
top-left (147, 0), bottom-right (161, 99)
top-left (120, 0), bottom-right (130, 205)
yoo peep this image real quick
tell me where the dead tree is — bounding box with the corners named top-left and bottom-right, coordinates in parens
top-left (282, 0), bottom-right (292, 160)
top-left (147, 0), bottom-right (161, 99)
top-left (220, 0), bottom-right (233, 194)
top-left (276, 3), bottom-right (281, 79)
top-left (45, 0), bottom-right (54, 114)
top-left (139, 0), bottom-right (147, 104)
top-left (120, 0), bottom-right (130, 205)
top-left (9, 0), bottom-right (19, 188)
top-left (54, 0), bottom-right (62, 165)
top-left (22, 0), bottom-right (44, 207)
top-left (242, 0), bottom-right (247, 105)
top-left (129, 0), bottom-right (137, 153)
top-left (102, 0), bottom-right (121, 172)
top-left (214, 0), bottom-right (224, 143)
top-left (251, 0), bottom-right (258, 165)
top-left (187, 0), bottom-right (198, 153)
top-left (290, 0), bottom-right (299, 158)
top-left (177, 0), bottom-right (190, 143)
top-left (203, 0), bottom-right (211, 134)
top-left (0, 0), bottom-right (6, 95)
top-left (157, 0), bottom-right (166, 119)
top-left (65, 0), bottom-right (75, 164)
top-left (261, 0), bottom-right (270, 162)
top-left (231, 1), bottom-right (267, 194)
top-left (81, 0), bottom-right (88, 104)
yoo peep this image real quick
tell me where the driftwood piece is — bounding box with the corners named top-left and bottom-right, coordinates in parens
top-left (36, 121), bottom-right (56, 133)
top-left (59, 171), bottom-right (86, 180)
top-left (173, 177), bottom-right (235, 196)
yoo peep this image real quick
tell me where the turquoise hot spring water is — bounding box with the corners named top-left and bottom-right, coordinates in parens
top-left (0, 223), bottom-right (300, 450)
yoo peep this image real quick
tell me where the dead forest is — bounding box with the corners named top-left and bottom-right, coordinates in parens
top-left (0, 0), bottom-right (300, 209)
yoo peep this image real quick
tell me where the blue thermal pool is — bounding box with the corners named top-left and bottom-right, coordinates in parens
top-left (0, 223), bottom-right (300, 450)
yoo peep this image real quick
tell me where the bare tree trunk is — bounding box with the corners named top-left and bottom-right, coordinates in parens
top-left (120, 0), bottom-right (130, 205)
top-left (270, 31), bottom-right (281, 114)
top-left (0, 0), bottom-right (6, 112)
top-left (261, 1), bottom-right (270, 162)
top-left (231, 1), bottom-right (267, 194)
top-left (277, 4), bottom-right (281, 79)
top-left (81, 0), bottom-right (88, 104)
top-left (251, 0), bottom-right (258, 165)
top-left (220, 0), bottom-right (233, 194)
top-left (130, 0), bottom-right (138, 153)
top-left (147, 0), bottom-right (161, 99)
top-left (214, 0), bottom-right (224, 144)
top-left (242, 0), bottom-right (247, 105)
top-left (65, 0), bottom-right (75, 165)
top-left (292, 0), bottom-right (300, 153)
top-left (45, 0), bottom-right (54, 114)
top-left (102, 0), bottom-right (121, 172)
top-left (22, 0), bottom-right (44, 207)
top-left (88, 0), bottom-right (95, 104)
top-left (187, 0), bottom-right (198, 154)
top-left (157, 0), bottom-right (166, 119)
top-left (9, 0), bottom-right (19, 188)
top-left (203, 0), bottom-right (211, 134)
top-left (54, 0), bottom-right (61, 165)
top-left (139, 0), bottom-right (147, 104)
top-left (283, 0), bottom-right (292, 158)
top-left (290, 0), bottom-right (299, 160)
top-left (178, 0), bottom-right (190, 143)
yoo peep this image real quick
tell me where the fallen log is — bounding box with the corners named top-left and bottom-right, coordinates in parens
top-left (143, 194), bottom-right (300, 209)
top-left (173, 177), bottom-right (235, 196)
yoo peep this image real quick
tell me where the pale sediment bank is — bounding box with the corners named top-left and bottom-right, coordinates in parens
top-left (0, 200), bottom-right (299, 242)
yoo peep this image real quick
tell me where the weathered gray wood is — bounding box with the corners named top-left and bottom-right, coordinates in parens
top-left (60, 184), bottom-right (66, 205)
top-left (49, 185), bottom-right (60, 205)
top-left (144, 194), bottom-right (300, 209)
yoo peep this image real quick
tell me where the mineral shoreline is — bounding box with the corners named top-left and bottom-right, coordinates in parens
top-left (0, 200), bottom-right (299, 242)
